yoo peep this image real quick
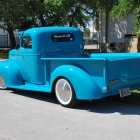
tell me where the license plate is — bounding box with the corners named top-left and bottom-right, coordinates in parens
top-left (119, 88), bottom-right (131, 97)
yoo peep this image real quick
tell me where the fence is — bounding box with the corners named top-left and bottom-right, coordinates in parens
top-left (0, 34), bottom-right (19, 48)
top-left (0, 35), bottom-right (8, 47)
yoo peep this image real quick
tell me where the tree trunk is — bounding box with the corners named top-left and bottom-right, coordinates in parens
top-left (39, 14), bottom-right (46, 26)
top-left (69, 22), bottom-right (73, 27)
top-left (7, 26), bottom-right (16, 50)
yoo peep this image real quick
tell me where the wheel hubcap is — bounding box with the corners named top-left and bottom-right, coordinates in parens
top-left (55, 79), bottom-right (72, 105)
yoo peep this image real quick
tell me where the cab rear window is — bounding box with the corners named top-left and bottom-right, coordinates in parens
top-left (51, 33), bottom-right (74, 42)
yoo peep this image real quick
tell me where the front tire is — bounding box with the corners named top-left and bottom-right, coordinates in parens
top-left (0, 74), bottom-right (7, 89)
top-left (55, 78), bottom-right (79, 107)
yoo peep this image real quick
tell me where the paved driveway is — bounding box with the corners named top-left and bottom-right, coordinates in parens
top-left (0, 89), bottom-right (140, 140)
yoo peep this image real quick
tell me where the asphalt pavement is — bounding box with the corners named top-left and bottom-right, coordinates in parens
top-left (0, 89), bottom-right (140, 140)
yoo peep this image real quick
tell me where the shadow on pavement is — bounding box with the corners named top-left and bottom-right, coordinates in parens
top-left (9, 89), bottom-right (140, 115)
top-left (10, 89), bottom-right (59, 105)
top-left (75, 99), bottom-right (140, 115)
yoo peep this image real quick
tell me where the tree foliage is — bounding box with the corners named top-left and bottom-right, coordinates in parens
top-left (2, 0), bottom-right (140, 48)
top-left (0, 0), bottom-right (33, 48)
top-left (83, 28), bottom-right (90, 38)
top-left (0, 0), bottom-right (98, 48)
top-left (0, 1), bottom-right (20, 48)
top-left (30, 0), bottom-right (96, 28)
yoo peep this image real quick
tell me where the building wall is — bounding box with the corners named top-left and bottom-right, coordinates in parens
top-left (99, 12), bottom-right (136, 52)
top-left (107, 14), bottom-right (136, 43)
top-left (0, 28), bottom-right (19, 47)
top-left (0, 28), bottom-right (7, 34)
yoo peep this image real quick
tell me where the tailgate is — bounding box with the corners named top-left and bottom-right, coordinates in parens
top-left (107, 57), bottom-right (140, 89)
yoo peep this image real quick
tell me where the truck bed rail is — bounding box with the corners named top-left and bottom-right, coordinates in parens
top-left (41, 58), bottom-right (106, 61)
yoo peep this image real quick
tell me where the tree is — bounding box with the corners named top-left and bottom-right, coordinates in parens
top-left (83, 28), bottom-right (90, 38)
top-left (35, 0), bottom-right (96, 28)
top-left (0, 0), bottom-right (31, 49)
top-left (0, 0), bottom-right (100, 49)
top-left (18, 0), bottom-right (96, 29)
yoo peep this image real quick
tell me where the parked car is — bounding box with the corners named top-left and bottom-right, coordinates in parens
top-left (0, 27), bottom-right (140, 107)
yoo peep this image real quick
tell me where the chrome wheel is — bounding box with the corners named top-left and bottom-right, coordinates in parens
top-left (0, 74), bottom-right (7, 89)
top-left (55, 78), bottom-right (79, 107)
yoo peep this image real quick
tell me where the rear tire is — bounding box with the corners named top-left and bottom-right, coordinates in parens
top-left (0, 74), bottom-right (7, 89)
top-left (55, 78), bottom-right (79, 108)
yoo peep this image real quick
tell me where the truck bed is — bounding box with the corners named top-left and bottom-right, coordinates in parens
top-left (41, 53), bottom-right (140, 97)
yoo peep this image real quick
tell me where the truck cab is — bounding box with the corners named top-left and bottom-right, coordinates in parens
top-left (9, 27), bottom-right (84, 85)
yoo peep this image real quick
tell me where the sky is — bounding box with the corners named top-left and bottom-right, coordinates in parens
top-left (87, 20), bottom-right (95, 32)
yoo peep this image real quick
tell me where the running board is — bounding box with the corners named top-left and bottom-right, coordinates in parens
top-left (6, 84), bottom-right (51, 93)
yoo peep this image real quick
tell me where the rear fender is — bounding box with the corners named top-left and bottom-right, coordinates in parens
top-left (51, 65), bottom-right (102, 100)
top-left (0, 60), bottom-right (24, 86)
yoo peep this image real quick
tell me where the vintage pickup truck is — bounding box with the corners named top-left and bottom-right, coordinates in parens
top-left (1, 27), bottom-right (140, 107)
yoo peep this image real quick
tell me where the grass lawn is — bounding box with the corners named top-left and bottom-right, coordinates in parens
top-left (0, 49), bottom-right (9, 59)
top-left (0, 53), bottom-right (8, 59)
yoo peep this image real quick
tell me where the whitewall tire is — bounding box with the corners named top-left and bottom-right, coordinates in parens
top-left (55, 78), bottom-right (79, 107)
